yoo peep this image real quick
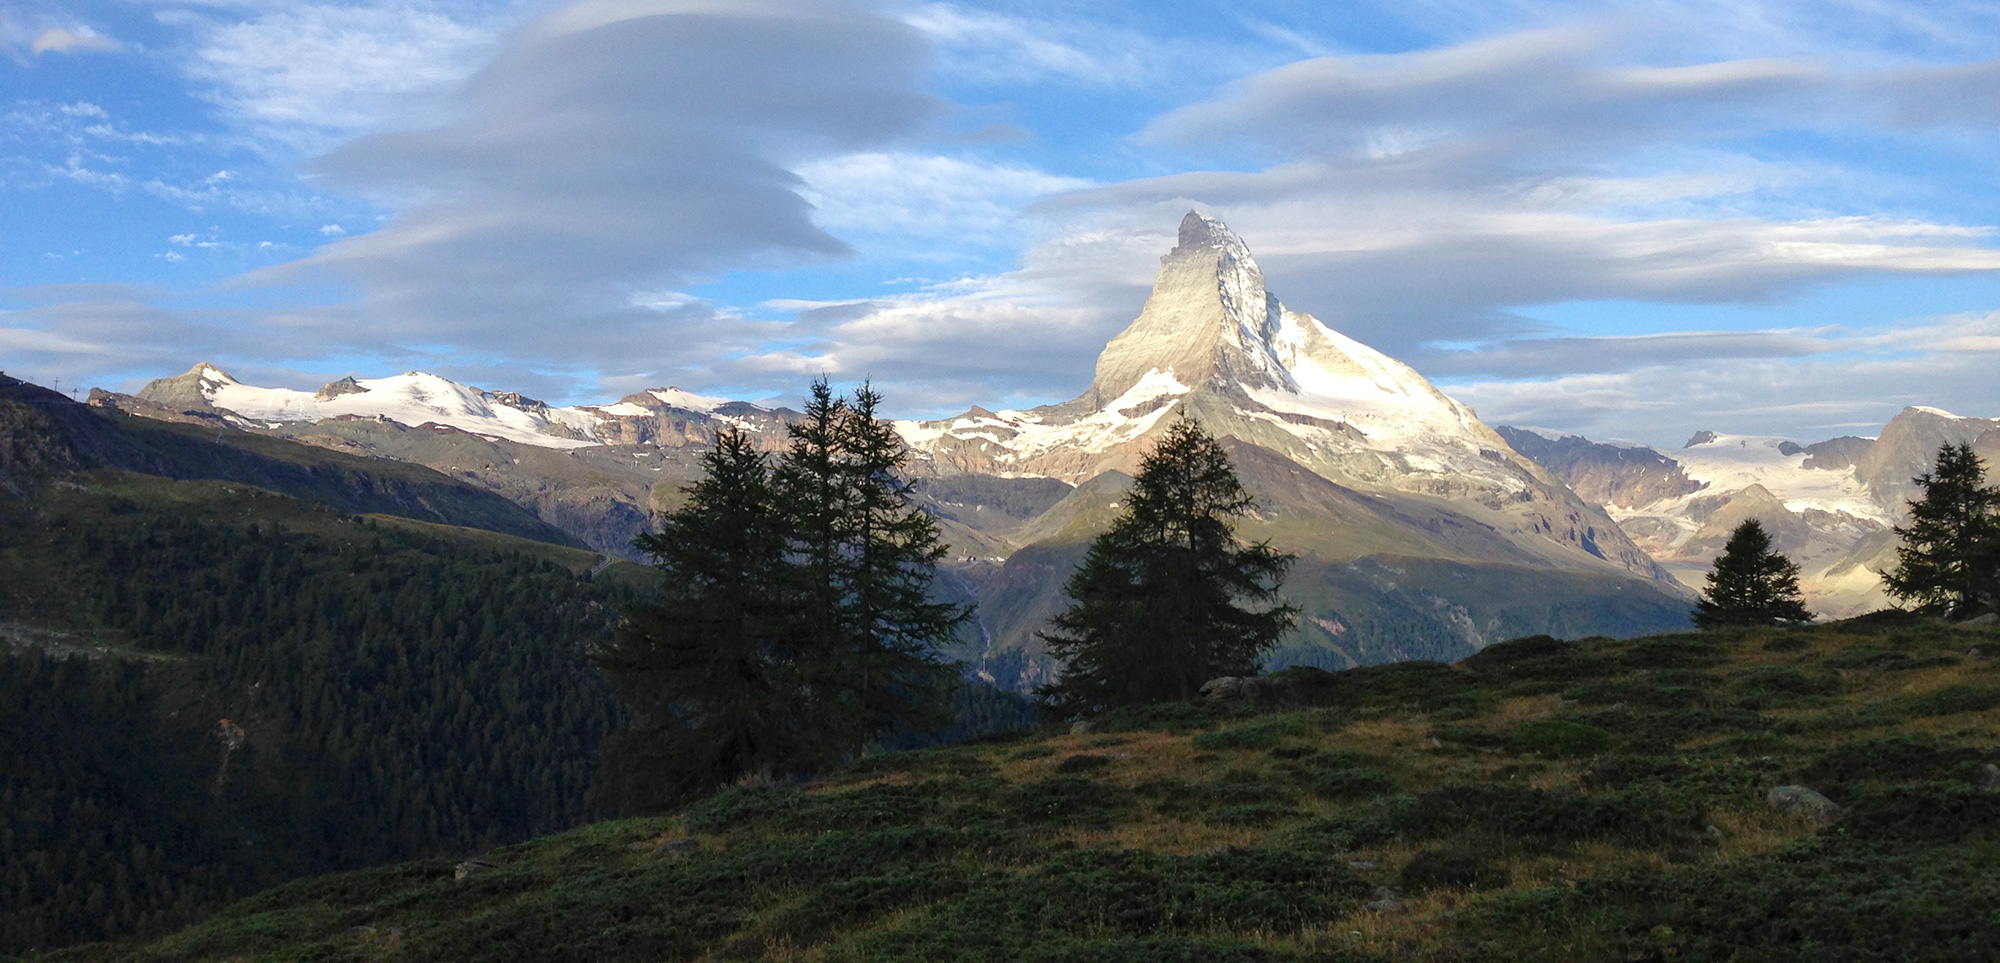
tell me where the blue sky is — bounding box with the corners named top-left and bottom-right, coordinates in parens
top-left (5, 0), bottom-right (2000, 445)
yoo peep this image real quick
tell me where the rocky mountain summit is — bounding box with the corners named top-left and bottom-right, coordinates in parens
top-left (897, 213), bottom-right (1667, 583)
top-left (95, 214), bottom-right (1697, 684)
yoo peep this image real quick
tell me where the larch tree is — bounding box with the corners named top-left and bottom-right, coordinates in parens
top-left (1885, 443), bottom-right (2000, 619)
top-left (826, 382), bottom-right (967, 753)
top-left (1039, 416), bottom-right (1296, 714)
top-left (1693, 518), bottom-right (1813, 629)
top-left (589, 427), bottom-right (807, 811)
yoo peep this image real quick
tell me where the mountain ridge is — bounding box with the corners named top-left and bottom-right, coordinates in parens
top-left (87, 214), bottom-right (1699, 681)
top-left (1500, 409), bottom-right (2000, 617)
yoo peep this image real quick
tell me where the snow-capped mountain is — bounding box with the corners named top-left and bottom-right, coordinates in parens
top-left (127, 363), bottom-right (797, 452)
top-left (102, 213), bottom-right (1702, 682)
top-left (898, 212), bottom-right (1666, 582)
top-left (1502, 410), bottom-right (2000, 617)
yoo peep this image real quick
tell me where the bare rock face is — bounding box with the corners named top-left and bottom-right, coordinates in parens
top-left (314, 377), bottom-right (368, 401)
top-left (134, 362), bottom-right (234, 414)
top-left (1497, 428), bottom-right (1706, 510)
top-left (1855, 407), bottom-right (2000, 498)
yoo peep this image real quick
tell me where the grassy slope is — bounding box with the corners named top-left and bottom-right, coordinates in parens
top-left (42, 616), bottom-right (2000, 963)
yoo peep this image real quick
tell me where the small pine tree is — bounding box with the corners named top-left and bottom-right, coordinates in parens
top-left (1693, 519), bottom-right (1813, 629)
top-left (1885, 443), bottom-right (2000, 618)
top-left (1039, 417), bottom-right (1297, 714)
top-left (590, 427), bottom-right (807, 810)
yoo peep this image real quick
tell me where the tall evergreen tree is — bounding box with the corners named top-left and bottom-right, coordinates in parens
top-left (1039, 417), bottom-right (1296, 714)
top-left (771, 379), bottom-right (854, 766)
top-left (1693, 519), bottom-right (1813, 629)
top-left (596, 379), bottom-right (969, 802)
top-left (590, 428), bottom-right (804, 810)
top-left (829, 383), bottom-right (967, 751)
top-left (1885, 443), bottom-right (2000, 618)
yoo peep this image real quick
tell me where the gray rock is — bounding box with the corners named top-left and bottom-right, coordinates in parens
top-left (1704, 824), bottom-right (1726, 846)
top-left (1197, 673), bottom-right (1316, 709)
top-left (1981, 763), bottom-right (2000, 790)
top-left (652, 837), bottom-right (700, 857)
top-left (1069, 719), bottom-right (1093, 735)
top-left (1364, 885), bottom-right (1404, 912)
top-left (1767, 785), bottom-right (1841, 823)
top-left (1963, 612), bottom-right (1998, 628)
top-left (453, 859), bottom-right (498, 881)
top-left (1198, 676), bottom-right (1256, 702)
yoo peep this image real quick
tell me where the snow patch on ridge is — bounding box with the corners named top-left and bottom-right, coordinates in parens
top-left (1597, 434), bottom-right (1888, 548)
top-left (183, 368), bottom-right (774, 451)
top-left (649, 388), bottom-right (727, 412)
top-left (205, 373), bottom-right (604, 450)
top-left (896, 368), bottom-right (1193, 464)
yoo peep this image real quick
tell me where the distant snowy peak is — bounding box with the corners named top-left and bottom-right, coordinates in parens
top-left (903, 211), bottom-right (1508, 488)
top-left (136, 365), bottom-right (775, 451)
top-left (185, 368), bottom-right (603, 450)
top-left (1503, 408), bottom-right (2000, 617)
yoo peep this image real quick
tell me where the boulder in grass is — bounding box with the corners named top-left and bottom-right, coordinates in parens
top-left (453, 859), bottom-right (498, 881)
top-left (652, 837), bottom-right (700, 857)
top-left (1767, 785), bottom-right (1841, 823)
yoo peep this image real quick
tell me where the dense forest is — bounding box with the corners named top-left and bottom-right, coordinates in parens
top-left (0, 473), bottom-right (636, 954)
top-left (0, 469), bottom-right (1041, 956)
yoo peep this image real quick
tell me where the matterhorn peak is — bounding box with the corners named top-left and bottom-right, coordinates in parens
top-left (1172, 210), bottom-right (1254, 259)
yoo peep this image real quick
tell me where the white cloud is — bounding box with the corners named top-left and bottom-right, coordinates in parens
top-left (319, 223), bottom-right (345, 236)
top-left (211, 0), bottom-right (941, 374)
top-left (31, 26), bottom-right (120, 55)
top-left (167, 1), bottom-right (505, 153)
top-left (906, 4), bottom-right (1140, 86)
top-left (797, 151), bottom-right (1090, 256)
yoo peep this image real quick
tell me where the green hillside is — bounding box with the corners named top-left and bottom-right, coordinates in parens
top-left (0, 471), bottom-right (642, 955)
top-left (39, 615), bottom-right (2000, 962)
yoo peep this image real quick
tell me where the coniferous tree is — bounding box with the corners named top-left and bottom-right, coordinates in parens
top-left (1693, 519), bottom-right (1813, 629)
top-left (1885, 443), bottom-right (2000, 618)
top-left (828, 383), bottom-right (967, 751)
top-left (595, 380), bottom-right (969, 802)
top-left (590, 428), bottom-right (804, 810)
top-left (1039, 417), bottom-right (1296, 714)
top-left (773, 379), bottom-right (851, 688)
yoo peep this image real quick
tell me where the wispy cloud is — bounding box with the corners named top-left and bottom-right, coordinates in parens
top-left (31, 27), bottom-right (121, 55)
top-left (907, 3), bottom-right (1164, 87)
top-left (797, 151), bottom-right (1091, 259)
top-left (164, 0), bottom-right (505, 154)
top-left (1448, 313), bottom-right (2000, 443)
